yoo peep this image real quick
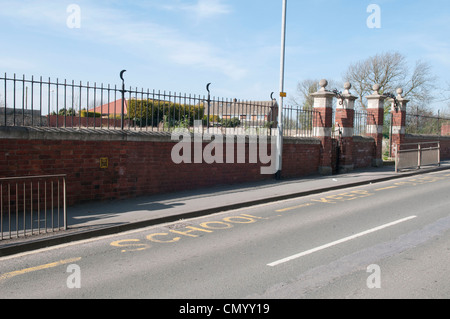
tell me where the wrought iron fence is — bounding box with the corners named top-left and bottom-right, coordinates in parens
top-left (0, 72), bottom-right (278, 135)
top-left (406, 112), bottom-right (450, 136)
top-left (282, 105), bottom-right (317, 138)
top-left (0, 175), bottom-right (67, 241)
top-left (353, 111), bottom-right (368, 136)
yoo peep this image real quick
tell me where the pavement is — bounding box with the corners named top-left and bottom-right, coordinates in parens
top-left (1, 161), bottom-right (450, 257)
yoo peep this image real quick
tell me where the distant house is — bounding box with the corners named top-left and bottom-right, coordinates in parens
top-left (89, 99), bottom-right (128, 117)
top-left (206, 99), bottom-right (278, 128)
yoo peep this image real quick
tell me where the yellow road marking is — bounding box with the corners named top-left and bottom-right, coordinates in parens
top-left (276, 203), bottom-right (315, 213)
top-left (0, 257), bottom-right (81, 281)
top-left (375, 186), bottom-right (398, 191)
top-left (111, 239), bottom-right (151, 252)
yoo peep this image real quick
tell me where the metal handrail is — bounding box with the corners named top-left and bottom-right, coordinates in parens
top-left (1, 174), bottom-right (67, 240)
top-left (395, 142), bottom-right (440, 173)
top-left (0, 174), bottom-right (67, 181)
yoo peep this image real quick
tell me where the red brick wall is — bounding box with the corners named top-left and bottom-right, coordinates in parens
top-left (281, 139), bottom-right (321, 178)
top-left (0, 129), bottom-right (322, 207)
top-left (404, 135), bottom-right (450, 160)
top-left (442, 124), bottom-right (450, 136)
top-left (47, 115), bottom-right (130, 128)
top-left (353, 137), bottom-right (376, 168)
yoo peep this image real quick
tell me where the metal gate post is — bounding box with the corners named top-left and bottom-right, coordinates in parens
top-left (63, 176), bottom-right (67, 231)
top-left (418, 143), bottom-right (422, 169)
top-left (438, 142), bottom-right (441, 166)
top-left (395, 144), bottom-right (399, 173)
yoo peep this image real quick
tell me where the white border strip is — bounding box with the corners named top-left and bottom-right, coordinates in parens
top-left (267, 215), bottom-right (417, 267)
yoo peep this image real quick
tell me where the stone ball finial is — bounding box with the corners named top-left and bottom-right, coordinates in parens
top-left (396, 88), bottom-right (403, 97)
top-left (373, 84), bottom-right (381, 92)
top-left (344, 82), bottom-right (352, 90)
top-left (319, 79), bottom-right (328, 89)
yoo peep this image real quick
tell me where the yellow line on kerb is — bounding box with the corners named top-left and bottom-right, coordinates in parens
top-left (0, 257), bottom-right (81, 281)
top-left (375, 186), bottom-right (398, 191)
top-left (276, 203), bottom-right (315, 213)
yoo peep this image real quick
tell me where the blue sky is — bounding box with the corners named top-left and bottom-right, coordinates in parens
top-left (1, 0), bottom-right (449, 109)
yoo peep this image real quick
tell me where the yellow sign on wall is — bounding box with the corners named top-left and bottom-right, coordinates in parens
top-left (100, 158), bottom-right (109, 169)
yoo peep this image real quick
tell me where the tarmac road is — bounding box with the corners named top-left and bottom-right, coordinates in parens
top-left (0, 170), bottom-right (449, 300)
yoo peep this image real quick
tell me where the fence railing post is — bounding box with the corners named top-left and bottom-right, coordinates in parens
top-left (120, 70), bottom-right (126, 130)
top-left (206, 83), bottom-right (211, 130)
top-left (418, 143), bottom-right (422, 169)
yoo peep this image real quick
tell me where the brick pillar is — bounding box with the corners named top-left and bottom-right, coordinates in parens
top-left (366, 84), bottom-right (386, 167)
top-left (391, 88), bottom-right (409, 157)
top-left (311, 79), bottom-right (334, 175)
top-left (335, 82), bottom-right (357, 173)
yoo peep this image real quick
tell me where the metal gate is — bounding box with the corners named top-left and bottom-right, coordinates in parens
top-left (331, 138), bottom-right (341, 175)
top-left (331, 123), bottom-right (343, 175)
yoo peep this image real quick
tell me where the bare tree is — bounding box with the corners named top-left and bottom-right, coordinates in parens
top-left (442, 103), bottom-right (450, 118)
top-left (343, 52), bottom-right (436, 111)
top-left (441, 82), bottom-right (450, 115)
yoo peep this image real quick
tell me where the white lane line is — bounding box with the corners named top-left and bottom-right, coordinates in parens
top-left (267, 215), bottom-right (417, 267)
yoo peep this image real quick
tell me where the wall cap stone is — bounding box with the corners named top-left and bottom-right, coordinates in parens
top-left (0, 126), bottom-right (322, 144)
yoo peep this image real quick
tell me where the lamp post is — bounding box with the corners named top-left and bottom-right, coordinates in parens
top-left (276, 0), bottom-right (287, 180)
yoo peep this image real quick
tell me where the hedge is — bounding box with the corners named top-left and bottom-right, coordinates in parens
top-left (127, 99), bottom-right (205, 127)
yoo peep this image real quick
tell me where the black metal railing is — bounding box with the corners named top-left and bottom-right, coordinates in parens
top-left (354, 111), bottom-right (368, 136)
top-left (282, 105), bottom-right (318, 138)
top-left (406, 112), bottom-right (450, 136)
top-left (0, 72), bottom-right (279, 135)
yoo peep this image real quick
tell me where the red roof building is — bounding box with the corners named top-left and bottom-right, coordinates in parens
top-left (90, 99), bottom-right (128, 116)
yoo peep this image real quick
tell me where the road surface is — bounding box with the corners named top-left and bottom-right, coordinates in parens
top-left (1, 170), bottom-right (449, 301)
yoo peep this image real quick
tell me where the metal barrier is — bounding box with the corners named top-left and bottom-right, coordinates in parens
top-left (0, 175), bottom-right (67, 241)
top-left (395, 142), bottom-right (440, 173)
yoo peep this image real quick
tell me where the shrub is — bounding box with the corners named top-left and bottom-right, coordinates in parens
top-left (221, 117), bottom-right (241, 128)
top-left (80, 110), bottom-right (102, 118)
top-left (57, 108), bottom-right (76, 116)
top-left (128, 99), bottom-right (205, 128)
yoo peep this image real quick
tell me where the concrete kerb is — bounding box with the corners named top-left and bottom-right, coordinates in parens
top-left (1, 163), bottom-right (450, 258)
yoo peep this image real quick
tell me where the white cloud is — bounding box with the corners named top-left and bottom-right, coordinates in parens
top-left (163, 0), bottom-right (231, 19)
top-left (186, 0), bottom-right (231, 18)
top-left (399, 33), bottom-right (450, 69)
top-left (0, 0), bottom-right (246, 81)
